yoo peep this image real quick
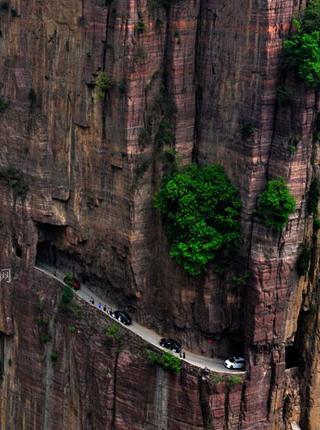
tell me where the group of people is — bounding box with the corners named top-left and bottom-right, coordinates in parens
top-left (89, 296), bottom-right (112, 315)
top-left (179, 351), bottom-right (186, 359)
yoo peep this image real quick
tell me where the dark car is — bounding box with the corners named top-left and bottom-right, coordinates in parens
top-left (159, 338), bottom-right (182, 353)
top-left (113, 310), bottom-right (132, 326)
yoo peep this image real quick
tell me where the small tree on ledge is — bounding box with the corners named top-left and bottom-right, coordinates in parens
top-left (257, 178), bottom-right (296, 232)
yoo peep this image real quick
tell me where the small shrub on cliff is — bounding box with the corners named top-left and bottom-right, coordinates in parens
top-left (68, 325), bottom-right (76, 334)
top-left (283, 1), bottom-right (320, 87)
top-left (241, 122), bottom-right (256, 139)
top-left (154, 164), bottom-right (242, 276)
top-left (105, 323), bottom-right (122, 343)
top-left (296, 244), bottom-right (311, 277)
top-left (211, 374), bottom-right (225, 384)
top-left (60, 286), bottom-right (74, 306)
top-left (135, 21), bottom-right (146, 33)
top-left (257, 178), bottom-right (296, 231)
top-left (95, 71), bottom-right (115, 100)
top-left (59, 286), bottom-right (82, 318)
top-left (0, 97), bottom-right (8, 112)
top-left (63, 272), bottom-right (73, 288)
top-left (50, 351), bottom-right (59, 362)
top-left (146, 350), bottom-right (181, 374)
top-left (314, 217), bottom-right (320, 229)
top-left (155, 119), bottom-right (175, 148)
top-left (227, 375), bottom-right (242, 386)
top-left (0, 165), bottom-right (29, 197)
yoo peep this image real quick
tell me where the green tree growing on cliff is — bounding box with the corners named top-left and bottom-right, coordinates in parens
top-left (257, 178), bottom-right (296, 231)
top-left (95, 71), bottom-right (115, 100)
top-left (154, 164), bottom-right (242, 276)
top-left (283, 0), bottom-right (320, 87)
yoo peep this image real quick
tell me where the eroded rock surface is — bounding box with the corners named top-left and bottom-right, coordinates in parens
top-left (0, 0), bottom-right (320, 429)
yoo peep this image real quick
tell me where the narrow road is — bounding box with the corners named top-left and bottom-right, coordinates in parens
top-left (35, 264), bottom-right (245, 375)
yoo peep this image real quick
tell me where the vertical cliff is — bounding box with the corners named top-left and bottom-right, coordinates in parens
top-left (0, 0), bottom-right (320, 428)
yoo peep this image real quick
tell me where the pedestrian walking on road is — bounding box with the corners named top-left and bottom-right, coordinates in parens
top-left (103, 305), bottom-right (106, 312)
top-left (98, 302), bottom-right (102, 310)
top-left (183, 351), bottom-right (186, 359)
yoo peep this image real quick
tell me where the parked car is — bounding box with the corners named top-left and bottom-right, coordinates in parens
top-left (113, 310), bottom-right (132, 326)
top-left (159, 338), bottom-right (182, 353)
top-left (224, 356), bottom-right (245, 370)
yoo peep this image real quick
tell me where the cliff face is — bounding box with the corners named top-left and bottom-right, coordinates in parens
top-left (1, 0), bottom-right (320, 429)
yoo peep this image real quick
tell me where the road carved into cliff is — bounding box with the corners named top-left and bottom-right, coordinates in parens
top-left (35, 264), bottom-right (245, 375)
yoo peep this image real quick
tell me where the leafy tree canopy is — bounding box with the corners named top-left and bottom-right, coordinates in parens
top-left (257, 178), bottom-right (296, 231)
top-left (154, 164), bottom-right (242, 276)
top-left (283, 1), bottom-right (320, 86)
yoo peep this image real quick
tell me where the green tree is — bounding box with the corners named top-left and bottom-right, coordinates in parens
top-left (257, 178), bottom-right (296, 231)
top-left (154, 164), bottom-right (242, 276)
top-left (283, 1), bottom-right (320, 86)
top-left (146, 350), bottom-right (181, 374)
top-left (283, 31), bottom-right (320, 87)
top-left (95, 71), bottom-right (115, 99)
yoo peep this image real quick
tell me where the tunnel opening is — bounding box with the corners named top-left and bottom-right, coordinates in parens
top-left (35, 223), bottom-right (67, 268)
top-left (285, 344), bottom-right (300, 369)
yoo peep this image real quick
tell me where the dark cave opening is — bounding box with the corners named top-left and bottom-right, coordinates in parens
top-left (285, 344), bottom-right (300, 369)
top-left (35, 223), bottom-right (66, 267)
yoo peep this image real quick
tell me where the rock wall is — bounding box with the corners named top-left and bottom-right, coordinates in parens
top-left (0, 0), bottom-right (320, 429)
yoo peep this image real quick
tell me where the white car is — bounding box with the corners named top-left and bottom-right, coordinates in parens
top-left (224, 356), bottom-right (245, 370)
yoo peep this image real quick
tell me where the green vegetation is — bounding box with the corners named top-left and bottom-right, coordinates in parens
top-left (136, 21), bottom-right (146, 33)
top-left (241, 122), bottom-right (256, 139)
top-left (63, 272), bottom-right (73, 288)
top-left (105, 323), bottom-right (124, 351)
top-left (308, 178), bottom-right (320, 215)
top-left (137, 84), bottom-right (176, 179)
top-left (60, 286), bottom-right (74, 306)
top-left (276, 85), bottom-right (292, 107)
top-left (68, 325), bottom-right (76, 334)
top-left (288, 144), bottom-right (297, 155)
top-left (287, 135), bottom-right (299, 155)
top-left (161, 147), bottom-right (178, 175)
top-left (133, 47), bottom-right (148, 64)
top-left (257, 178), bottom-right (296, 231)
top-left (36, 317), bottom-right (50, 345)
top-left (0, 166), bottom-right (29, 197)
top-left (296, 244), bottom-right (311, 277)
top-left (39, 333), bottom-right (51, 344)
top-left (227, 375), bottom-right (243, 386)
top-left (105, 322), bottom-right (122, 343)
top-left (50, 351), bottom-right (59, 362)
top-left (283, 1), bottom-right (320, 87)
top-left (155, 119), bottom-right (175, 148)
top-left (59, 287), bottom-right (82, 318)
top-left (154, 164), bottom-right (242, 276)
top-left (0, 97), bottom-right (8, 112)
top-left (146, 349), bottom-right (181, 374)
top-left (211, 374), bottom-right (225, 384)
top-left (95, 71), bottom-right (115, 100)
top-left (232, 271), bottom-right (251, 286)
top-left (118, 79), bottom-right (127, 94)
top-left (314, 217), bottom-right (320, 229)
